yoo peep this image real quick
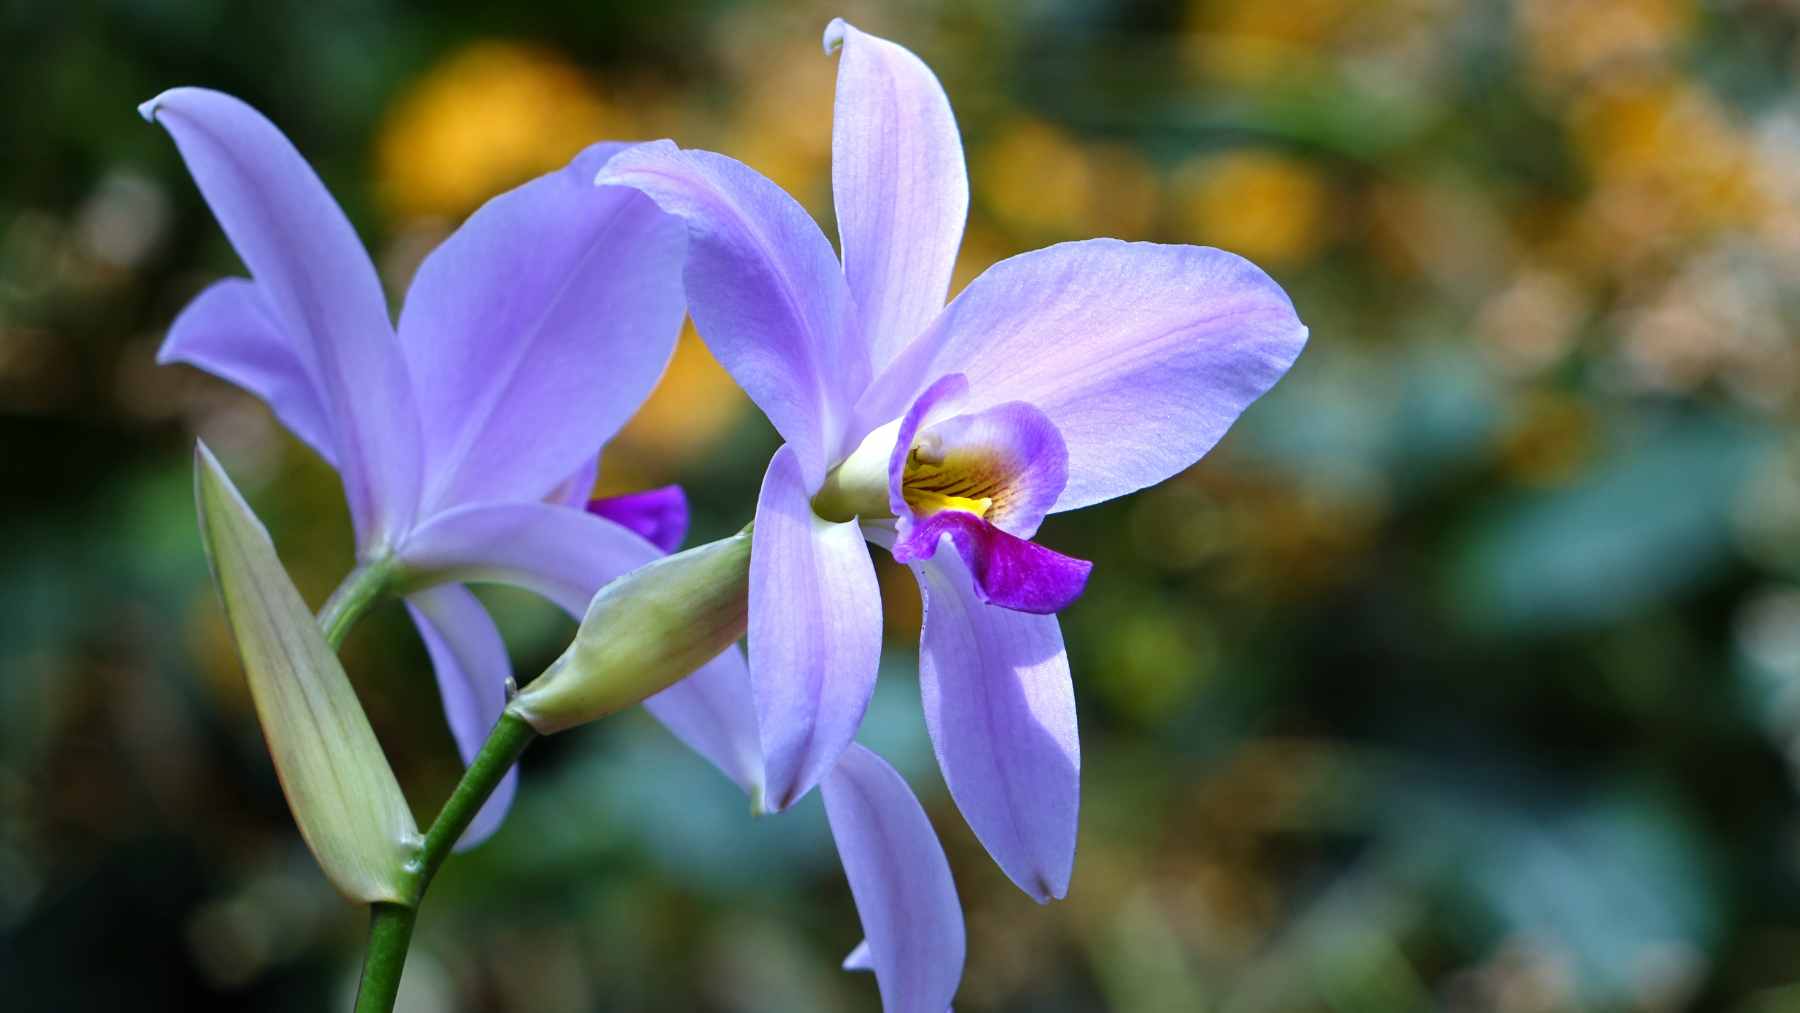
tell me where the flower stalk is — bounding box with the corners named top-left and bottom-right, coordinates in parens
top-left (318, 558), bottom-right (399, 651)
top-left (347, 529), bottom-right (756, 1010)
top-left (353, 711), bottom-right (537, 1012)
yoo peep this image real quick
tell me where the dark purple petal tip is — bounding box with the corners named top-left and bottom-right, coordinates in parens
top-left (587, 485), bottom-right (690, 554)
top-left (894, 510), bottom-right (1090, 615)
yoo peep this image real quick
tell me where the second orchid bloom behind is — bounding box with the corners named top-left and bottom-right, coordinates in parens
top-left (146, 88), bottom-right (764, 847)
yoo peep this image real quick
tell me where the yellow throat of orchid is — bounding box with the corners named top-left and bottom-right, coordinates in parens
top-left (811, 420), bottom-right (1008, 524)
top-left (900, 444), bottom-right (997, 519)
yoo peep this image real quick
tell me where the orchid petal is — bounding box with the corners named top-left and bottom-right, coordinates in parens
top-left (404, 585), bottom-right (517, 849)
top-left (587, 485), bottom-right (689, 554)
top-left (547, 454), bottom-right (601, 509)
top-left (398, 501), bottom-right (763, 795)
top-left (857, 240), bottom-right (1308, 512)
top-left (643, 651), bottom-right (766, 804)
top-left (158, 278), bottom-right (337, 467)
top-left (895, 512), bottom-right (1090, 615)
top-left (825, 19), bottom-right (968, 369)
top-left (398, 500), bottom-right (654, 609)
top-left (823, 744), bottom-right (965, 1013)
top-left (398, 142), bottom-right (687, 511)
top-left (843, 940), bottom-right (874, 972)
top-left (142, 88), bottom-right (419, 547)
top-left (750, 446), bottom-right (883, 811)
top-left (596, 142), bottom-right (866, 487)
top-left (910, 546), bottom-right (1079, 902)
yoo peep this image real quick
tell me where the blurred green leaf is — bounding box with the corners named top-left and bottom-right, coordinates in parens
top-left (1450, 414), bottom-right (1773, 635)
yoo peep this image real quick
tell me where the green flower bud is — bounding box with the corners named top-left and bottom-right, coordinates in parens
top-left (194, 443), bottom-right (420, 904)
top-left (510, 529), bottom-right (752, 734)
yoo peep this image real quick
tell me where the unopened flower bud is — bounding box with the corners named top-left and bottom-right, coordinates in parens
top-left (194, 442), bottom-right (419, 903)
top-left (509, 529), bottom-right (752, 734)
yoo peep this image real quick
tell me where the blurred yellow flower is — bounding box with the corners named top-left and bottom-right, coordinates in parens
top-left (1184, 0), bottom-right (1349, 83)
top-left (605, 322), bottom-right (752, 481)
top-left (1172, 150), bottom-right (1331, 268)
top-left (1516, 0), bottom-right (1693, 93)
top-left (377, 41), bottom-right (617, 221)
top-left (974, 118), bottom-right (1161, 242)
top-left (719, 37), bottom-right (837, 207)
top-left (1569, 74), bottom-right (1768, 262)
top-left (1185, 0), bottom-right (1455, 86)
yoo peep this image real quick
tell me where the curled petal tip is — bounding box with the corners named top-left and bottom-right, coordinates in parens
top-left (591, 138), bottom-right (680, 187)
top-left (823, 17), bottom-right (849, 54)
top-left (138, 91), bottom-right (171, 123)
top-left (138, 86), bottom-right (207, 124)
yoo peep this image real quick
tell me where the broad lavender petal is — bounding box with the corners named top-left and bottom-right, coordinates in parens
top-left (547, 453), bottom-right (601, 509)
top-left (597, 142), bottom-right (867, 487)
top-left (397, 499), bottom-right (653, 609)
top-left (405, 585), bottom-right (517, 849)
top-left (398, 142), bottom-right (687, 511)
top-left (750, 446), bottom-right (883, 811)
top-left (141, 88), bottom-right (420, 548)
top-left (397, 500), bottom-right (763, 795)
top-left (158, 278), bottom-right (337, 467)
top-left (822, 744), bottom-right (965, 1013)
top-left (910, 547), bottom-right (1080, 902)
top-left (825, 19), bottom-right (968, 369)
top-left (857, 240), bottom-right (1308, 512)
top-left (643, 653), bottom-right (766, 805)
top-left (895, 511), bottom-right (1089, 615)
top-left (587, 485), bottom-right (689, 554)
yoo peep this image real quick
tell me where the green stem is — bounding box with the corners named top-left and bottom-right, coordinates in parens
top-left (350, 711), bottom-right (538, 1012)
top-left (318, 558), bottom-right (398, 651)
top-left (353, 904), bottom-right (418, 1013)
top-left (412, 711), bottom-right (537, 883)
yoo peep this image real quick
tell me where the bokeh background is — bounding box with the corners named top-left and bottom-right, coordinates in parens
top-left (6, 0), bottom-right (1800, 1009)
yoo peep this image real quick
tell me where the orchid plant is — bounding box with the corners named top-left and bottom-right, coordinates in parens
top-left (155, 18), bottom-right (1305, 1013)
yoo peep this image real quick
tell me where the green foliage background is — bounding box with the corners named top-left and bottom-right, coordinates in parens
top-left (5, 1), bottom-right (1800, 1010)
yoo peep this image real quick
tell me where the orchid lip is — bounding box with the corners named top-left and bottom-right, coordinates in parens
top-left (811, 381), bottom-right (1095, 615)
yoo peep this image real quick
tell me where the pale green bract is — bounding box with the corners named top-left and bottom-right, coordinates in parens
top-left (511, 528), bottom-right (753, 735)
top-left (194, 442), bottom-right (421, 904)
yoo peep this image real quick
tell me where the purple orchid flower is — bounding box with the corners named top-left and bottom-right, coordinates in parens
top-left (598, 17), bottom-right (1305, 1002)
top-left (146, 88), bottom-right (763, 844)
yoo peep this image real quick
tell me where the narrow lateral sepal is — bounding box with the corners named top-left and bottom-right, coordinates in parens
top-left (194, 442), bottom-right (420, 903)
